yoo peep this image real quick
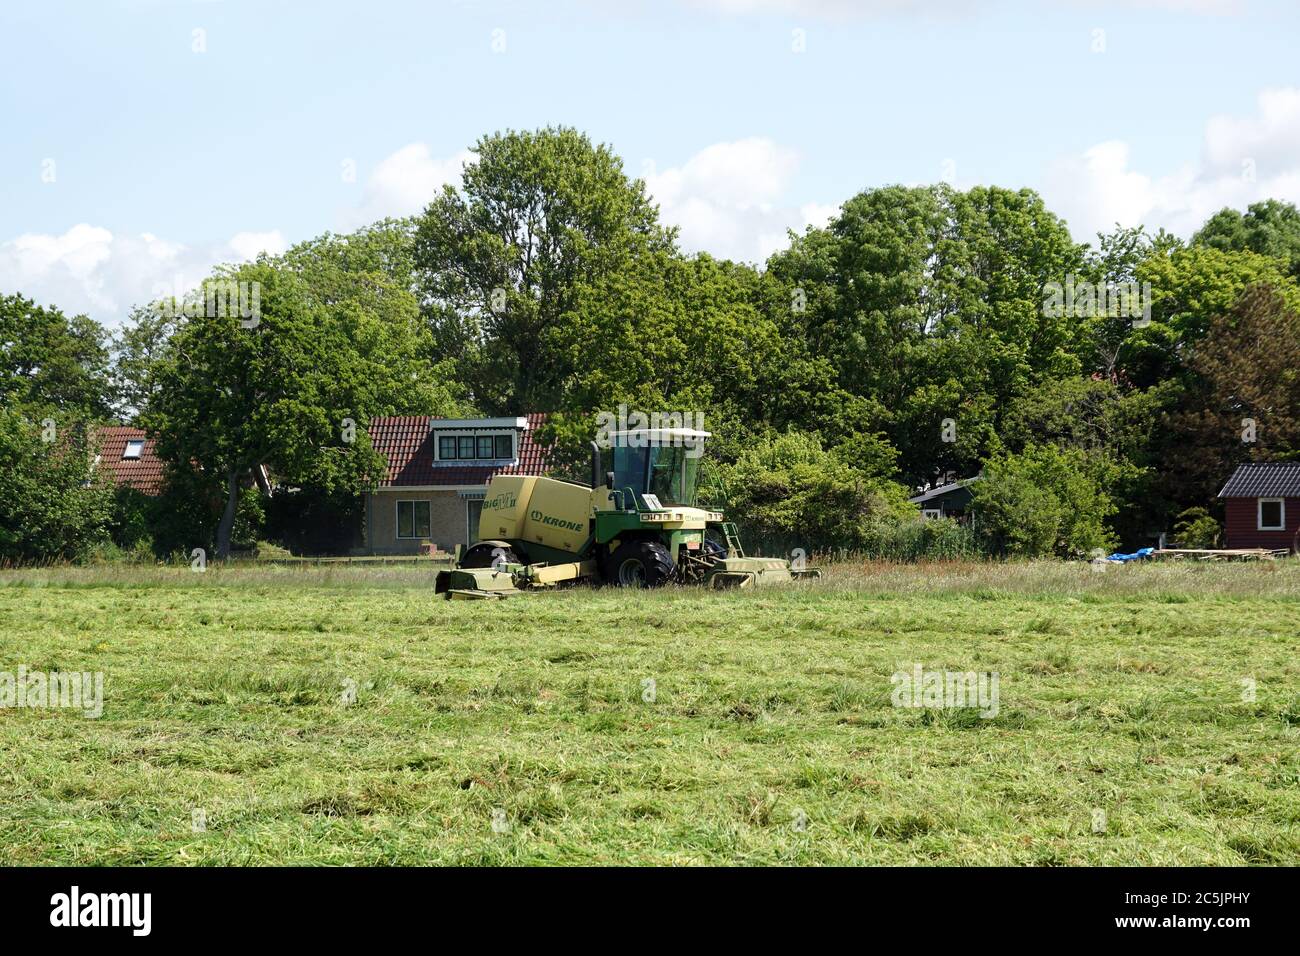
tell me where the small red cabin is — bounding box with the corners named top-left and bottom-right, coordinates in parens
top-left (1217, 462), bottom-right (1300, 552)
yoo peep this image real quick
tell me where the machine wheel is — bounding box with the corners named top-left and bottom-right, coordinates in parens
top-left (605, 539), bottom-right (675, 588)
top-left (460, 542), bottom-right (522, 569)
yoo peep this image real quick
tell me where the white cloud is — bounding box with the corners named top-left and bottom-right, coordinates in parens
top-left (342, 143), bottom-right (473, 229)
top-left (16, 86), bottom-right (1290, 329)
top-left (0, 138), bottom-right (474, 329)
top-left (1043, 87), bottom-right (1300, 242)
top-left (0, 225), bottom-right (287, 328)
top-left (800, 201), bottom-right (840, 230)
top-left (645, 137), bottom-right (828, 262)
top-left (228, 230), bottom-right (287, 261)
top-left (1204, 87), bottom-right (1300, 174)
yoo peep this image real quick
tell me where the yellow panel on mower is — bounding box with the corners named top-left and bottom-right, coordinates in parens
top-left (520, 477), bottom-right (598, 553)
top-left (480, 476), bottom-right (538, 540)
top-left (480, 474), bottom-right (608, 553)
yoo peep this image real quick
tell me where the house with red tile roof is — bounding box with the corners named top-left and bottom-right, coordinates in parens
top-left (89, 417), bottom-right (551, 555)
top-left (363, 413), bottom-right (552, 555)
top-left (92, 427), bottom-right (270, 498)
top-left (93, 426), bottom-right (165, 495)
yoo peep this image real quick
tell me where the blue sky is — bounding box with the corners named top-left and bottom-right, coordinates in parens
top-left (3, 0), bottom-right (1298, 326)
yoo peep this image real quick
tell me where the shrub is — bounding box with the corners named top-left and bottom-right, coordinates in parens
top-left (83, 537), bottom-right (155, 565)
top-left (1174, 507), bottom-right (1221, 548)
top-left (146, 468), bottom-right (223, 557)
top-left (705, 431), bottom-right (914, 554)
top-left (972, 444), bottom-right (1116, 558)
top-left (0, 409), bottom-right (113, 563)
top-left (109, 487), bottom-right (153, 551)
top-left (971, 472), bottom-right (1062, 558)
top-left (860, 516), bottom-right (980, 561)
top-left (232, 485), bottom-right (265, 552)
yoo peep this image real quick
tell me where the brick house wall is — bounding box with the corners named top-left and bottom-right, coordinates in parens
top-left (1223, 496), bottom-right (1300, 551)
top-left (363, 489), bottom-right (476, 556)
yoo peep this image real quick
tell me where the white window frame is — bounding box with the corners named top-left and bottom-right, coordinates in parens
top-left (921, 508), bottom-right (942, 520)
top-left (1257, 497), bottom-right (1285, 531)
top-left (396, 499), bottom-right (432, 539)
top-left (123, 439), bottom-right (145, 460)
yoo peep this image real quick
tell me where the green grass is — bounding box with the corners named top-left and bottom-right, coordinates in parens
top-left (1, 559), bottom-right (1297, 865)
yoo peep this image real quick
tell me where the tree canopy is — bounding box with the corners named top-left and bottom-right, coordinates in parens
top-left (5, 128), bottom-right (1300, 562)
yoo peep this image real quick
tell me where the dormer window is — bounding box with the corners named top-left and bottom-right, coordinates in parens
top-left (436, 431), bottom-right (513, 461)
top-left (123, 440), bottom-right (144, 460)
top-left (428, 417), bottom-right (526, 465)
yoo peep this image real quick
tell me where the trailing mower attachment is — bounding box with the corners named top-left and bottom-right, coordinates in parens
top-left (708, 556), bottom-right (821, 589)
top-left (435, 565), bottom-right (521, 599)
top-left (435, 558), bottom-right (600, 600)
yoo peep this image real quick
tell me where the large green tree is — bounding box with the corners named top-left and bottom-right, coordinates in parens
top-left (0, 294), bottom-right (117, 561)
top-left (147, 245), bottom-right (461, 558)
top-left (768, 184), bottom-right (1085, 487)
top-left (414, 126), bottom-right (674, 414)
top-left (1126, 245), bottom-right (1300, 388)
top-left (540, 250), bottom-right (803, 471)
top-left (1167, 284), bottom-right (1300, 505)
top-left (1193, 199), bottom-right (1300, 280)
top-left (1, 293), bottom-right (112, 419)
top-left (1078, 225), bottom-right (1181, 383)
top-left (111, 304), bottom-right (179, 421)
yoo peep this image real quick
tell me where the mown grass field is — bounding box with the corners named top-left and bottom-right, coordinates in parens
top-left (1, 560), bottom-right (1297, 865)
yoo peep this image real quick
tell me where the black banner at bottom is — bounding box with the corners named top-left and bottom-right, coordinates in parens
top-left (0, 866), bottom-right (1286, 942)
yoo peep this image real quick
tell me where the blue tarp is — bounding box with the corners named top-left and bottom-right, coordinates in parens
top-left (1105, 547), bottom-right (1155, 562)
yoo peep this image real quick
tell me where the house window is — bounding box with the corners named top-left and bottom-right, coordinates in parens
top-left (435, 432), bottom-right (515, 461)
top-left (921, 508), bottom-right (942, 520)
top-left (1258, 498), bottom-right (1285, 531)
top-left (123, 440), bottom-right (144, 460)
top-left (396, 500), bottom-right (431, 539)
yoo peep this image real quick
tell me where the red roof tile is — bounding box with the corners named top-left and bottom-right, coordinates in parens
top-left (95, 426), bottom-right (164, 495)
top-left (369, 412), bottom-right (552, 487)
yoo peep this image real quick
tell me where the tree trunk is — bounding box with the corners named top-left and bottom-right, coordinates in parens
top-left (215, 467), bottom-right (240, 560)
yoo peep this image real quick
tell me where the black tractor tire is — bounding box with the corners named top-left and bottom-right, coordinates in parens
top-left (460, 542), bottom-right (522, 569)
top-left (701, 537), bottom-right (727, 564)
top-left (605, 539), bottom-right (676, 588)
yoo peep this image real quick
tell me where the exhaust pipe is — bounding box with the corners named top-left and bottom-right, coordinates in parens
top-left (590, 441), bottom-right (602, 489)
